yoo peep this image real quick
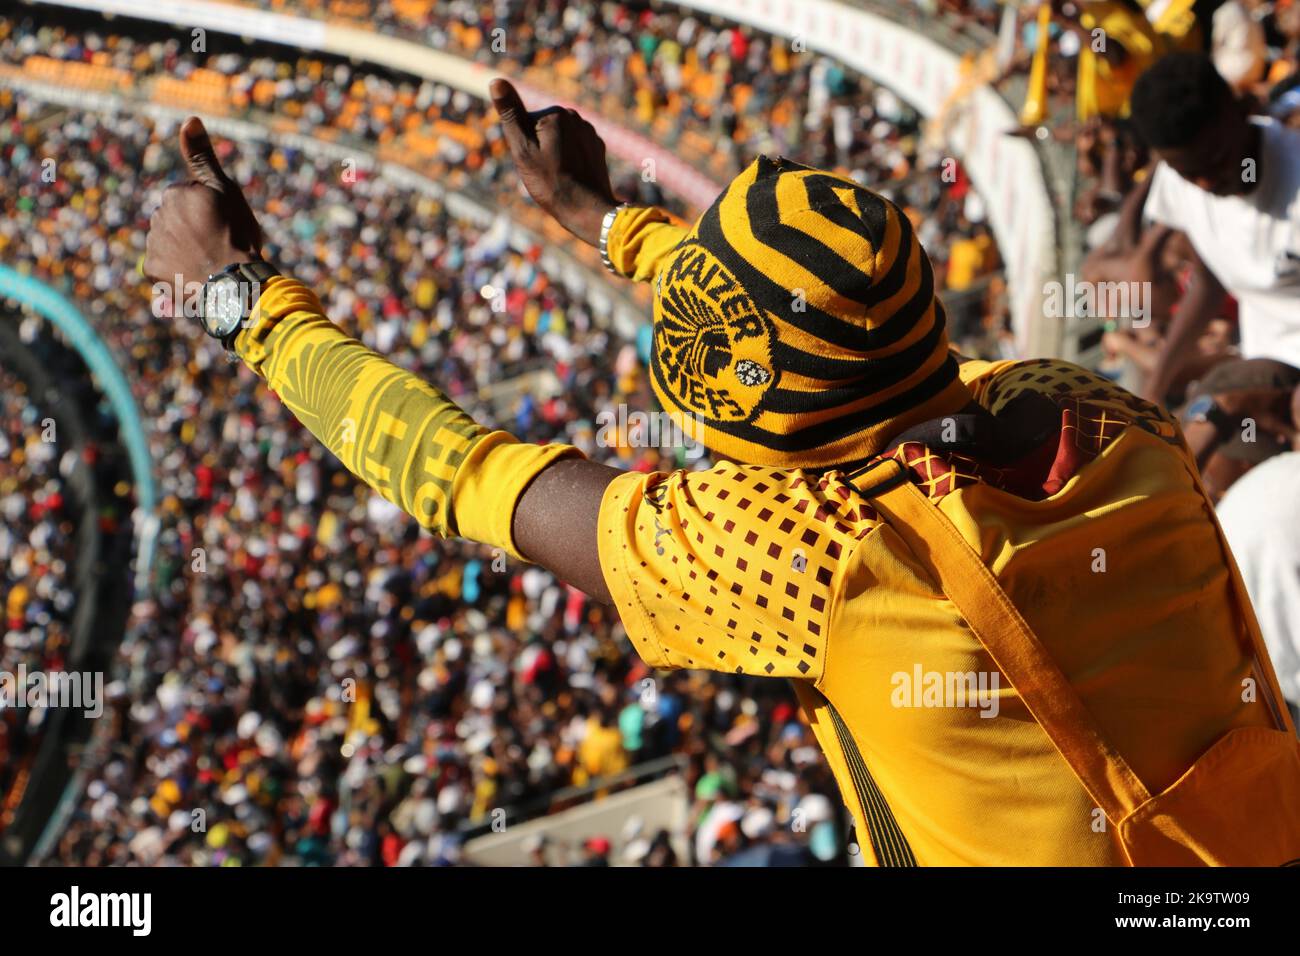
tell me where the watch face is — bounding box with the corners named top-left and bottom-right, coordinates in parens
top-left (203, 274), bottom-right (245, 337)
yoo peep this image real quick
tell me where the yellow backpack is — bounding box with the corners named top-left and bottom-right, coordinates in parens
top-left (853, 456), bottom-right (1300, 866)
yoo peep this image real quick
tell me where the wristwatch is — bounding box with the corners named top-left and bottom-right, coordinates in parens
top-left (1182, 394), bottom-right (1235, 438)
top-left (598, 203), bottom-right (629, 277)
top-left (199, 260), bottom-right (280, 356)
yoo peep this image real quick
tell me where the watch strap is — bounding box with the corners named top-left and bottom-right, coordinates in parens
top-left (236, 260), bottom-right (280, 285)
top-left (1183, 394), bottom-right (1235, 439)
top-left (218, 260), bottom-right (280, 353)
top-left (599, 204), bottom-right (629, 277)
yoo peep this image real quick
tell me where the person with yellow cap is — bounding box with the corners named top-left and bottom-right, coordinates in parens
top-left (143, 82), bottom-right (1300, 866)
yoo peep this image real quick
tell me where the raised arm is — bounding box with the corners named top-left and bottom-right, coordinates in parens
top-left (1133, 163), bottom-right (1230, 405)
top-left (1140, 248), bottom-right (1226, 404)
top-left (144, 117), bottom-right (619, 601)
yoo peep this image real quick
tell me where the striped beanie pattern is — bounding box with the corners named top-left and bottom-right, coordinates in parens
top-left (650, 156), bottom-right (970, 469)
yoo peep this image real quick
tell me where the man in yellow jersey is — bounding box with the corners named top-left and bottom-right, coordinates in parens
top-left (144, 86), bottom-right (1298, 865)
top-left (1055, 0), bottom-right (1167, 121)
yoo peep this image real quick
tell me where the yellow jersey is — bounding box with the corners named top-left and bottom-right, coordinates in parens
top-left (235, 276), bottom-right (1281, 865)
top-left (598, 358), bottom-right (1274, 865)
top-left (1077, 1), bottom-right (1165, 120)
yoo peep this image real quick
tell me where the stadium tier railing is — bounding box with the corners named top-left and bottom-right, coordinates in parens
top-left (459, 758), bottom-right (692, 866)
top-left (0, 314), bottom-right (134, 865)
top-left (0, 261), bottom-right (160, 609)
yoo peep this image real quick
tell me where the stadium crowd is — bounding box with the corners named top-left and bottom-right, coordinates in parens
top-left (6, 0), bottom-right (1300, 866)
top-left (0, 78), bottom-right (850, 864)
top-left (236, 0), bottom-right (1012, 352)
top-left (0, 362), bottom-right (78, 822)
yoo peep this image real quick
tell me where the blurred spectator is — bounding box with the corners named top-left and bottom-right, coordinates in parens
top-left (1118, 53), bottom-right (1300, 402)
top-left (1176, 357), bottom-right (1300, 498)
top-left (1064, 0), bottom-right (1169, 123)
top-left (1212, 0), bottom-right (1270, 91)
top-left (1218, 381), bottom-right (1300, 724)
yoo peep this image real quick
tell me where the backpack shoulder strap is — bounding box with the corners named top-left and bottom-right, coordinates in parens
top-left (848, 457), bottom-right (1152, 823)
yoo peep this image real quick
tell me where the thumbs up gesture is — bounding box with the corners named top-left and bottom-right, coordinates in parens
top-left (143, 116), bottom-right (263, 292)
top-left (489, 79), bottom-right (618, 248)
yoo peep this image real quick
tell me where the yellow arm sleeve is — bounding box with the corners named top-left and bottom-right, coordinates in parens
top-left (605, 205), bottom-right (691, 283)
top-left (235, 275), bottom-right (583, 559)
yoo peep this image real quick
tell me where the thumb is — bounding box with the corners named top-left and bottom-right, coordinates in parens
top-left (179, 116), bottom-right (263, 253)
top-left (489, 78), bottom-right (535, 150)
top-left (180, 116), bottom-right (228, 190)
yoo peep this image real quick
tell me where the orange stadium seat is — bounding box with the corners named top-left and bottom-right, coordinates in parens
top-left (392, 0), bottom-right (434, 23)
top-left (151, 75), bottom-right (231, 116)
top-left (22, 55), bottom-right (133, 93)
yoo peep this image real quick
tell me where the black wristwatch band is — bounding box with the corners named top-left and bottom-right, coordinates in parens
top-left (1206, 403), bottom-right (1235, 438)
top-left (212, 259), bottom-right (280, 352)
top-left (1183, 394), bottom-right (1235, 439)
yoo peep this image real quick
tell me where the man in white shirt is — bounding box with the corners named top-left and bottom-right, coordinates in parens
top-left (1216, 374), bottom-right (1300, 726)
top-left (1219, 450), bottom-right (1300, 722)
top-left (1128, 53), bottom-right (1300, 402)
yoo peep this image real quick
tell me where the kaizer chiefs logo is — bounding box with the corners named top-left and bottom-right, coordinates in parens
top-left (652, 241), bottom-right (776, 422)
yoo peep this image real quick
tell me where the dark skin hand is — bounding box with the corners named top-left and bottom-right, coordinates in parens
top-left (144, 117), bottom-right (262, 287)
top-left (489, 78), bottom-right (620, 248)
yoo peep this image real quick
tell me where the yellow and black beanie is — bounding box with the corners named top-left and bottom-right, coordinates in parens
top-left (650, 156), bottom-right (971, 469)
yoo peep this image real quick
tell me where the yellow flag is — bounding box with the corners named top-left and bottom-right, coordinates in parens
top-left (1020, 2), bottom-right (1052, 126)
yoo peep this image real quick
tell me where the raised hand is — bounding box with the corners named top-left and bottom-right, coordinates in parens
top-left (490, 78), bottom-right (619, 248)
top-left (144, 116), bottom-right (262, 291)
